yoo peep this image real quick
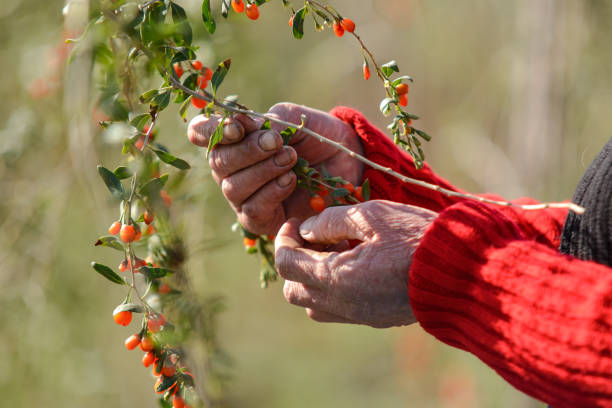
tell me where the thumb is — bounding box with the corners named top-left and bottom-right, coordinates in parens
top-left (298, 206), bottom-right (372, 245)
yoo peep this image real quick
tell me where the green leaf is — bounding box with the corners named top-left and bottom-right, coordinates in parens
top-left (155, 374), bottom-right (177, 393)
top-left (331, 188), bottom-right (350, 198)
top-left (139, 174), bottom-right (169, 197)
top-left (292, 7), bottom-right (307, 39)
top-left (91, 262), bottom-right (126, 285)
top-left (201, 0), bottom-right (216, 34)
top-left (152, 91), bottom-right (171, 111)
top-left (379, 97), bottom-right (394, 116)
top-left (362, 179), bottom-right (371, 201)
top-left (94, 236), bottom-right (124, 251)
top-left (415, 129), bottom-right (431, 141)
top-left (391, 75), bottom-right (414, 86)
top-left (97, 165), bottom-right (125, 199)
top-left (140, 89), bottom-right (160, 104)
top-left (170, 46), bottom-right (196, 64)
top-left (140, 266), bottom-right (176, 279)
top-left (114, 166), bottom-right (132, 180)
top-left (381, 60), bottom-right (400, 77)
top-left (211, 58), bottom-right (231, 95)
top-left (113, 303), bottom-right (144, 314)
top-left (260, 120), bottom-right (271, 130)
top-left (221, 0), bottom-right (230, 17)
top-left (280, 126), bottom-right (297, 144)
top-left (159, 397), bottom-right (172, 408)
top-left (151, 148), bottom-right (191, 170)
top-left (170, 1), bottom-right (192, 45)
top-left (206, 115), bottom-right (227, 159)
top-left (179, 96), bottom-right (191, 120)
top-left (129, 113), bottom-right (151, 131)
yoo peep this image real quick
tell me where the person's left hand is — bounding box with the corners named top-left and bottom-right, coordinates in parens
top-left (274, 200), bottom-right (438, 328)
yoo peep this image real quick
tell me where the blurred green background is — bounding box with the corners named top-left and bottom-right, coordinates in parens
top-left (2, 0), bottom-right (611, 407)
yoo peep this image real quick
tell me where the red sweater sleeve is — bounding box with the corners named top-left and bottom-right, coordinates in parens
top-left (409, 200), bottom-right (612, 408)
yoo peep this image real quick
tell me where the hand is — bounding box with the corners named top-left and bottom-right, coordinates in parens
top-left (274, 200), bottom-right (437, 328)
top-left (187, 103), bottom-right (364, 235)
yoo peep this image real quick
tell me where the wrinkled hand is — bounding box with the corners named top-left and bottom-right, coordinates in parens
top-left (187, 103), bottom-right (364, 235)
top-left (274, 200), bottom-right (437, 328)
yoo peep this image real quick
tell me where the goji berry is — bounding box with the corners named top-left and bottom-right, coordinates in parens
top-left (231, 0), bottom-right (244, 13)
top-left (120, 224), bottom-right (136, 243)
top-left (341, 18), bottom-right (355, 33)
top-left (144, 210), bottom-right (154, 225)
top-left (140, 335), bottom-right (155, 352)
top-left (191, 60), bottom-right (203, 70)
top-left (134, 228), bottom-right (142, 242)
top-left (148, 314), bottom-right (166, 333)
top-left (118, 259), bottom-right (128, 272)
top-left (125, 334), bottom-right (141, 350)
top-left (399, 94), bottom-right (408, 106)
top-left (173, 63), bottom-right (184, 79)
top-left (333, 21), bottom-right (344, 37)
top-left (245, 3), bottom-right (259, 20)
top-left (288, 15), bottom-right (294, 26)
top-left (243, 237), bottom-right (257, 248)
top-left (173, 396), bottom-right (186, 408)
top-left (161, 190), bottom-right (173, 207)
top-left (341, 182), bottom-right (354, 194)
top-left (191, 94), bottom-right (207, 109)
top-left (108, 221), bottom-right (121, 235)
top-left (152, 363), bottom-right (162, 377)
top-left (310, 195), bottom-right (325, 213)
top-left (316, 185), bottom-right (329, 196)
top-left (396, 83), bottom-right (409, 95)
top-left (162, 365), bottom-right (176, 377)
top-left (354, 186), bottom-right (364, 202)
top-left (203, 66), bottom-right (213, 81)
top-left (196, 75), bottom-right (208, 90)
top-left (159, 283), bottom-right (171, 294)
top-left (113, 310), bottom-right (132, 326)
top-left (142, 351), bottom-right (156, 367)
top-left (363, 63), bottom-right (370, 80)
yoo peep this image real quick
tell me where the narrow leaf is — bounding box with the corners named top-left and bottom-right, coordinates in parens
top-left (94, 236), bottom-right (124, 251)
top-left (151, 148), bottom-right (191, 170)
top-left (97, 165), bottom-right (125, 199)
top-left (362, 179), bottom-right (371, 201)
top-left (280, 126), bottom-right (297, 144)
top-left (113, 303), bottom-right (144, 314)
top-left (129, 113), bottom-right (150, 131)
top-left (379, 97), bottom-right (394, 116)
top-left (201, 0), bottom-right (216, 34)
top-left (139, 174), bottom-right (169, 197)
top-left (140, 266), bottom-right (176, 279)
top-left (170, 1), bottom-right (192, 45)
top-left (139, 89), bottom-right (159, 104)
top-left (381, 60), bottom-right (400, 77)
top-left (91, 262), bottom-right (126, 285)
top-left (206, 116), bottom-right (226, 159)
top-left (211, 58), bottom-right (231, 94)
top-left (292, 7), bottom-right (307, 39)
top-left (260, 120), bottom-right (271, 130)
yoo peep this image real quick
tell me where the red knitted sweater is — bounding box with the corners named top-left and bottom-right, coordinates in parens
top-left (330, 106), bottom-right (612, 408)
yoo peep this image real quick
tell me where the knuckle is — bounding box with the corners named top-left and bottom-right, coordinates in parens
top-left (241, 201), bottom-right (265, 223)
top-left (220, 178), bottom-right (240, 203)
top-left (268, 102), bottom-right (298, 119)
top-left (283, 282), bottom-right (298, 304)
top-left (208, 148), bottom-right (229, 174)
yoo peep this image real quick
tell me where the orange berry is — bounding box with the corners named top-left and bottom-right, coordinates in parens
top-left (162, 365), bottom-right (176, 377)
top-left (243, 237), bottom-right (257, 248)
top-left (363, 63), bottom-right (370, 80)
top-left (146, 225), bottom-right (155, 235)
top-left (159, 283), bottom-right (171, 294)
top-left (203, 66), bottom-right (213, 81)
top-left (152, 363), bottom-right (162, 377)
top-left (354, 186), bottom-right (364, 202)
top-left (108, 221), bottom-right (121, 235)
top-left (316, 185), bottom-right (329, 196)
top-left (396, 83), bottom-right (409, 95)
top-left (118, 259), bottom-right (128, 272)
top-left (120, 224), bottom-right (136, 243)
top-left (173, 63), bottom-right (184, 79)
top-left (399, 94), bottom-right (408, 107)
top-left (113, 310), bottom-right (132, 326)
top-left (267, 235), bottom-right (276, 241)
top-left (333, 21), bottom-right (344, 37)
top-left (140, 335), bottom-right (154, 352)
top-left (341, 18), bottom-right (355, 33)
top-left (191, 94), bottom-right (207, 110)
top-left (310, 195), bottom-right (325, 213)
top-left (196, 75), bottom-right (208, 90)
top-left (288, 15), bottom-right (294, 26)
top-left (142, 351), bottom-right (156, 367)
top-left (245, 3), bottom-right (259, 20)
top-left (231, 0), bottom-right (244, 13)
top-left (173, 396), bottom-right (186, 408)
top-left (147, 314), bottom-right (166, 333)
top-left (341, 182), bottom-right (354, 194)
top-left (144, 210), bottom-right (154, 225)
top-left (161, 190), bottom-right (172, 207)
top-left (125, 334), bottom-right (141, 350)
top-left (191, 60), bottom-right (203, 70)
top-left (134, 229), bottom-right (142, 242)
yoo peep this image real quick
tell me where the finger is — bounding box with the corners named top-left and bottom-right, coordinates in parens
top-left (275, 218), bottom-right (334, 288)
top-left (237, 171), bottom-right (296, 233)
top-left (232, 113), bottom-right (262, 134)
top-left (209, 130), bottom-right (284, 181)
top-left (305, 308), bottom-right (355, 324)
top-left (187, 114), bottom-right (249, 147)
top-left (283, 281), bottom-right (328, 309)
top-left (298, 205), bottom-right (373, 245)
top-left (221, 146), bottom-right (297, 205)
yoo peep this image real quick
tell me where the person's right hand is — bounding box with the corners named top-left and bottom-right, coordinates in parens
top-left (187, 103), bottom-right (364, 236)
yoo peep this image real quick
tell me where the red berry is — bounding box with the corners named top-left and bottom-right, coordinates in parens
top-left (147, 314), bottom-right (166, 333)
top-left (341, 182), bottom-right (354, 194)
top-left (173, 63), bottom-right (184, 79)
top-left (399, 94), bottom-right (408, 107)
top-left (245, 3), bottom-right (259, 20)
top-left (333, 21), bottom-right (344, 37)
top-left (173, 396), bottom-right (186, 408)
top-left (203, 66), bottom-right (213, 81)
top-left (396, 83), bottom-right (409, 95)
top-left (310, 195), bottom-right (325, 213)
top-left (316, 185), bottom-right (329, 197)
top-left (363, 63), bottom-right (371, 80)
top-left (191, 60), bottom-right (203, 70)
top-left (134, 229), bottom-right (142, 242)
top-left (288, 15), bottom-right (294, 26)
top-left (152, 363), bottom-right (162, 377)
top-left (120, 224), bottom-right (136, 243)
top-left (354, 186), bottom-right (364, 202)
top-left (162, 365), bottom-right (176, 377)
top-left (118, 259), bottom-right (128, 272)
top-left (142, 351), bottom-right (156, 367)
top-left (113, 310), bottom-right (132, 326)
top-left (191, 94), bottom-right (207, 109)
top-left (243, 237), bottom-right (257, 248)
top-left (161, 190), bottom-right (173, 207)
top-left (159, 283), bottom-right (171, 294)
top-left (196, 75), bottom-right (208, 90)
top-left (231, 0), bottom-right (244, 13)
top-left (140, 335), bottom-right (154, 352)
top-left (341, 18), bottom-right (355, 33)
top-left (108, 221), bottom-right (121, 235)
top-left (144, 210), bottom-right (154, 225)
top-left (125, 334), bottom-right (141, 350)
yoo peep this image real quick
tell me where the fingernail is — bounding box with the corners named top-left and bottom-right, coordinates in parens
top-left (223, 122), bottom-right (241, 141)
top-left (273, 148), bottom-right (293, 166)
top-left (259, 131), bottom-right (279, 151)
top-left (276, 172), bottom-right (293, 187)
top-left (299, 217), bottom-right (316, 237)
